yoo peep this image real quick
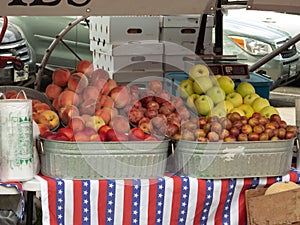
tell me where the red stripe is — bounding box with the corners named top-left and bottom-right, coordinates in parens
top-left (122, 180), bottom-right (132, 225)
top-left (265, 177), bottom-right (276, 188)
top-left (290, 171), bottom-right (298, 183)
top-left (43, 176), bottom-right (58, 225)
top-left (170, 176), bottom-right (182, 225)
top-left (98, 180), bottom-right (107, 225)
top-left (214, 180), bottom-right (228, 224)
top-left (148, 179), bottom-right (157, 225)
top-left (193, 179), bottom-right (206, 225)
top-left (238, 178), bottom-right (252, 225)
top-left (73, 180), bottom-right (83, 225)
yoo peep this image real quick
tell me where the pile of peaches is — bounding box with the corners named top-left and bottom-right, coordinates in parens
top-left (41, 60), bottom-right (180, 142)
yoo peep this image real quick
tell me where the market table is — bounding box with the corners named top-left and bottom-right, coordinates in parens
top-left (3, 169), bottom-right (299, 225)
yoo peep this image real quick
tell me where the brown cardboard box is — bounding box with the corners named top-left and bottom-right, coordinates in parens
top-left (246, 187), bottom-right (300, 225)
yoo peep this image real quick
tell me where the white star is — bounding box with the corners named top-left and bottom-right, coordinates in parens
top-left (276, 177), bottom-right (281, 181)
top-left (159, 184), bottom-right (163, 189)
top-left (57, 181), bottom-right (63, 186)
top-left (225, 206), bottom-right (229, 210)
top-left (108, 192), bottom-right (113, 197)
top-left (224, 213), bottom-right (229, 218)
top-left (134, 201), bottom-right (138, 206)
top-left (205, 202), bottom-right (210, 206)
top-left (133, 218), bottom-right (138, 223)
top-left (181, 210), bottom-right (185, 215)
top-left (179, 217), bottom-right (184, 222)
top-left (84, 216), bottom-right (88, 222)
top-left (207, 195), bottom-right (211, 199)
top-left (157, 210), bottom-right (161, 215)
top-left (230, 184), bottom-right (234, 189)
top-left (224, 222), bottom-right (229, 225)
top-left (133, 210), bottom-right (138, 215)
top-left (228, 192), bottom-right (233, 196)
top-left (134, 184), bottom-right (139, 189)
top-left (58, 189), bottom-right (63, 195)
top-left (208, 187), bottom-right (212, 191)
top-left (84, 199), bottom-right (88, 204)
top-left (158, 201), bottom-right (162, 206)
top-left (108, 200), bottom-right (113, 205)
top-left (182, 202), bottom-right (187, 207)
top-left (134, 193), bottom-right (139, 198)
top-left (202, 216), bottom-right (206, 220)
top-left (57, 206), bottom-right (62, 211)
top-left (183, 177), bottom-right (188, 182)
top-left (107, 217), bottom-right (112, 222)
top-left (158, 193), bottom-right (163, 198)
top-left (183, 194), bottom-right (187, 199)
top-left (58, 214), bottom-right (62, 219)
top-left (84, 181), bottom-right (88, 187)
top-left (84, 190), bottom-right (88, 195)
top-left (109, 183), bottom-right (114, 188)
top-left (203, 208), bottom-right (208, 213)
top-left (157, 218), bottom-right (161, 223)
top-left (183, 186), bottom-right (188, 191)
top-left (107, 208), bottom-right (112, 214)
top-left (84, 208), bottom-right (89, 213)
top-left (58, 198), bottom-right (63, 203)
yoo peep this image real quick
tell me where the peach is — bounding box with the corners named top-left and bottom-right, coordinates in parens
top-left (95, 107), bottom-right (118, 124)
top-left (33, 103), bottom-right (51, 114)
top-left (67, 116), bottom-right (85, 133)
top-left (83, 127), bottom-right (97, 137)
top-left (98, 125), bottom-right (112, 141)
top-left (5, 90), bottom-right (18, 99)
top-left (97, 95), bottom-right (114, 109)
top-left (92, 78), bottom-right (107, 92)
top-left (67, 72), bottom-right (89, 94)
top-left (58, 90), bottom-right (80, 107)
top-left (74, 131), bottom-right (90, 142)
top-left (90, 69), bottom-right (109, 84)
top-left (52, 68), bottom-right (71, 87)
top-left (76, 60), bottom-right (94, 77)
top-left (52, 97), bottom-right (60, 111)
top-left (109, 115), bottom-right (130, 134)
top-left (38, 110), bottom-right (60, 130)
top-left (90, 134), bottom-right (101, 142)
top-left (37, 123), bottom-right (51, 136)
top-left (128, 127), bottom-right (145, 141)
top-left (101, 79), bottom-right (117, 95)
top-left (56, 127), bottom-right (74, 140)
top-left (32, 99), bottom-right (42, 108)
top-left (9, 92), bottom-right (25, 99)
top-left (59, 105), bottom-right (80, 125)
top-left (45, 83), bottom-right (63, 101)
top-left (109, 85), bottom-right (131, 109)
top-left (81, 114), bottom-right (92, 123)
top-left (82, 86), bottom-right (99, 101)
top-left (79, 98), bottom-right (97, 115)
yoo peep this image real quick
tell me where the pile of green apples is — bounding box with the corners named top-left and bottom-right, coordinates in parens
top-left (178, 64), bottom-right (278, 119)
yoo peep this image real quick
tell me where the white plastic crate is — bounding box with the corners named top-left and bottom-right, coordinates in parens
top-left (163, 54), bottom-right (199, 72)
top-left (89, 16), bottom-right (160, 44)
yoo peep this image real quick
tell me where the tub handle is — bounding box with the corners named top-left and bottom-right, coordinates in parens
top-left (37, 139), bottom-right (45, 155)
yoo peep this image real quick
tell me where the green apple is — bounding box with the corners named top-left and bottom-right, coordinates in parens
top-left (186, 93), bottom-right (201, 111)
top-left (189, 64), bottom-right (210, 81)
top-left (217, 75), bottom-right (235, 95)
top-left (209, 106), bottom-right (227, 118)
top-left (243, 93), bottom-right (260, 105)
top-left (178, 79), bottom-right (194, 99)
top-left (238, 104), bottom-right (254, 118)
top-left (206, 86), bottom-right (225, 105)
top-left (251, 97), bottom-right (270, 113)
top-left (259, 106), bottom-right (279, 118)
top-left (216, 100), bottom-right (234, 114)
top-left (194, 95), bottom-right (214, 116)
top-left (225, 91), bottom-right (243, 108)
top-left (230, 107), bottom-right (246, 117)
top-left (236, 81), bottom-right (256, 98)
top-left (192, 76), bottom-right (213, 95)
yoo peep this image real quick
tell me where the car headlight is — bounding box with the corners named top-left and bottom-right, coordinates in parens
top-left (229, 36), bottom-right (273, 56)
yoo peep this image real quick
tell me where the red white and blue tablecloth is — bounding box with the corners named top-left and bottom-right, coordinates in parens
top-left (35, 169), bottom-right (300, 225)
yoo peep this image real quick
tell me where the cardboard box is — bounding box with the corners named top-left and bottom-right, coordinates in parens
top-left (92, 51), bottom-right (163, 73)
top-left (89, 16), bottom-right (160, 44)
top-left (161, 15), bottom-right (214, 28)
top-left (107, 71), bottom-right (164, 84)
top-left (246, 187), bottom-right (300, 225)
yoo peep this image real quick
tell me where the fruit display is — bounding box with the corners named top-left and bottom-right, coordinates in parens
top-left (179, 111), bottom-right (298, 142)
top-left (42, 60), bottom-right (175, 142)
top-left (178, 64), bottom-right (279, 119)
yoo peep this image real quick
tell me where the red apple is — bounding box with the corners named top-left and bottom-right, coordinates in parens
top-left (128, 108), bottom-right (145, 124)
top-left (237, 133), bottom-right (248, 141)
top-left (248, 132), bottom-right (260, 141)
top-left (128, 127), bottom-right (145, 141)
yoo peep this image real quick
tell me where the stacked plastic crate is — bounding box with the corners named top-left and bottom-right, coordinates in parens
top-left (160, 15), bottom-right (214, 73)
top-left (89, 16), bottom-right (164, 84)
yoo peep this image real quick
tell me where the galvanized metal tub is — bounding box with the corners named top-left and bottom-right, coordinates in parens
top-left (174, 138), bottom-right (295, 179)
top-left (38, 138), bottom-right (169, 179)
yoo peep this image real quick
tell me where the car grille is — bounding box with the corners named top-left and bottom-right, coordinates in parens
top-left (275, 39), bottom-right (298, 59)
top-left (0, 39), bottom-right (31, 69)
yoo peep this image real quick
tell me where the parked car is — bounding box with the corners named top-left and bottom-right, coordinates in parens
top-left (2, 12), bottom-right (300, 90)
top-left (0, 17), bottom-right (36, 88)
